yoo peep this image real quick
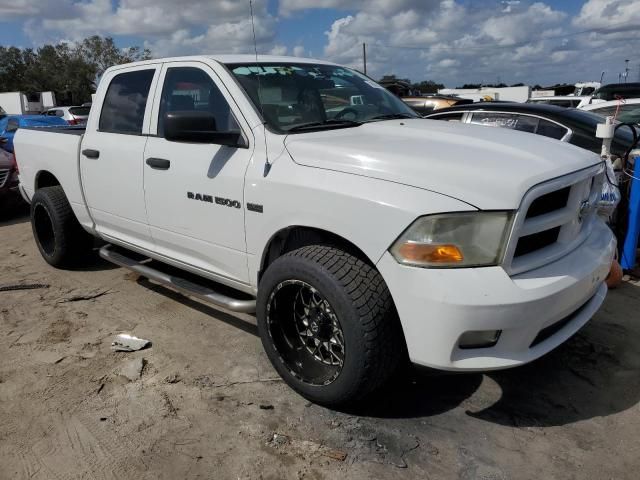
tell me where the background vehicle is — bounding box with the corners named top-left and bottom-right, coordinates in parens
top-left (527, 96), bottom-right (591, 108)
top-left (0, 115), bottom-right (68, 152)
top-left (378, 80), bottom-right (473, 115)
top-left (425, 102), bottom-right (635, 157)
top-left (45, 106), bottom-right (91, 125)
top-left (580, 98), bottom-right (640, 124)
top-left (0, 91), bottom-right (55, 114)
top-left (400, 95), bottom-right (473, 115)
top-left (14, 55), bottom-right (615, 406)
top-left (0, 146), bottom-right (19, 197)
top-left (590, 82), bottom-right (640, 103)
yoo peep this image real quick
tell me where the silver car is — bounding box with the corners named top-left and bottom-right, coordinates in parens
top-left (45, 106), bottom-right (90, 125)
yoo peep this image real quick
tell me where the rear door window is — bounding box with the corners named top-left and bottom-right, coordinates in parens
top-left (469, 112), bottom-right (538, 133)
top-left (427, 112), bottom-right (465, 122)
top-left (99, 69), bottom-right (155, 134)
top-left (536, 120), bottom-right (569, 140)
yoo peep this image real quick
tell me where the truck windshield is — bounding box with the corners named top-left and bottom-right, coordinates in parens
top-left (227, 63), bottom-right (418, 133)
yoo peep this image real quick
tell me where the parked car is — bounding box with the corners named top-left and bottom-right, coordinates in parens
top-left (590, 82), bottom-right (640, 103)
top-left (45, 106), bottom-right (91, 125)
top-left (15, 55), bottom-right (615, 406)
top-left (425, 102), bottom-right (635, 157)
top-left (401, 94), bottom-right (473, 115)
top-left (0, 145), bottom-right (19, 197)
top-left (379, 79), bottom-right (473, 115)
top-left (527, 96), bottom-right (591, 108)
top-left (0, 115), bottom-right (68, 152)
top-left (580, 98), bottom-right (640, 124)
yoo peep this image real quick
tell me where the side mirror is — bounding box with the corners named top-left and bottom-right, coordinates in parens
top-left (164, 111), bottom-right (245, 147)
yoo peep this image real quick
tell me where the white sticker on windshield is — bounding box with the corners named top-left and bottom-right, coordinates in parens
top-left (365, 80), bottom-right (384, 89)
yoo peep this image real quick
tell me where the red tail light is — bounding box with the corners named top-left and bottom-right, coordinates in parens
top-left (68, 118), bottom-right (78, 125)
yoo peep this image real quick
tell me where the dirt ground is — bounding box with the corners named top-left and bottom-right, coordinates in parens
top-left (1, 200), bottom-right (639, 480)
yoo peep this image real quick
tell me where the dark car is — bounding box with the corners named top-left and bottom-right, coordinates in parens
top-left (591, 82), bottom-right (640, 102)
top-left (0, 145), bottom-right (19, 198)
top-left (424, 102), bottom-right (635, 157)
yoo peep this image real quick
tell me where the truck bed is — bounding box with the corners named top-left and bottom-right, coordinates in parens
top-left (22, 126), bottom-right (86, 136)
top-left (14, 128), bottom-right (89, 228)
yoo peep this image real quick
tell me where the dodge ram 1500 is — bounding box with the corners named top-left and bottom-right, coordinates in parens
top-left (14, 55), bottom-right (616, 406)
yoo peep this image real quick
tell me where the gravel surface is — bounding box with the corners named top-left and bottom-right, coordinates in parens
top-left (1, 202), bottom-right (639, 480)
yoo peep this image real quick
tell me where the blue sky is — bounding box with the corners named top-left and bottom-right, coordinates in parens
top-left (1, 0), bottom-right (638, 86)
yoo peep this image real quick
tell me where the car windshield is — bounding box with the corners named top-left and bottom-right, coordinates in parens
top-left (227, 62), bottom-right (418, 133)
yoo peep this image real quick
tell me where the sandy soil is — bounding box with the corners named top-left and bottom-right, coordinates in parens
top-left (1, 201), bottom-right (639, 480)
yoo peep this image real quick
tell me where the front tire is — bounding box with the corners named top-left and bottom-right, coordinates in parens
top-left (30, 186), bottom-right (93, 268)
top-left (257, 245), bottom-right (405, 407)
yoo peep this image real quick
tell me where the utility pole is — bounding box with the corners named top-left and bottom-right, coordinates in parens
top-left (362, 43), bottom-right (367, 76)
top-left (625, 59), bottom-right (630, 83)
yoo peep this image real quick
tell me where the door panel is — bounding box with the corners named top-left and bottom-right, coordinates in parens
top-left (80, 66), bottom-right (159, 250)
top-left (143, 62), bottom-right (253, 283)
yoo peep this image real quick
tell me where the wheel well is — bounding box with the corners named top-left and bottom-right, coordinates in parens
top-left (35, 171), bottom-right (61, 190)
top-left (259, 226), bottom-right (374, 281)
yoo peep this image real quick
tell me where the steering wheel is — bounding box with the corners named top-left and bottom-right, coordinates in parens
top-left (334, 108), bottom-right (359, 121)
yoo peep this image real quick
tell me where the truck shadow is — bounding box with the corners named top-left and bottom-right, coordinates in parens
top-left (0, 196), bottom-right (29, 226)
top-left (135, 277), bottom-right (259, 338)
top-left (355, 285), bottom-right (640, 427)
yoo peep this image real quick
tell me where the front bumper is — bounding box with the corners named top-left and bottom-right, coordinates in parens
top-left (377, 218), bottom-right (616, 371)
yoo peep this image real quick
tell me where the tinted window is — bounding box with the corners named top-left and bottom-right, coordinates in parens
top-left (99, 69), bottom-right (155, 134)
top-left (590, 105), bottom-right (618, 117)
top-left (618, 106), bottom-right (640, 124)
top-left (593, 84), bottom-right (640, 101)
top-left (70, 106), bottom-right (91, 116)
top-left (428, 112), bottom-right (465, 122)
top-left (158, 67), bottom-right (239, 138)
top-left (7, 119), bottom-right (19, 132)
top-left (537, 120), bottom-right (569, 140)
top-left (470, 112), bottom-right (538, 133)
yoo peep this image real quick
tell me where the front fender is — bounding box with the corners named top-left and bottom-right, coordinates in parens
top-left (244, 156), bottom-right (475, 288)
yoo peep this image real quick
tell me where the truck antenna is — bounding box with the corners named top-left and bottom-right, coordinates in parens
top-left (249, 0), bottom-right (271, 176)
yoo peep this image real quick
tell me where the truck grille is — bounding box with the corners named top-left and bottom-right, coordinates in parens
top-left (0, 168), bottom-right (10, 188)
top-left (503, 163), bottom-right (604, 275)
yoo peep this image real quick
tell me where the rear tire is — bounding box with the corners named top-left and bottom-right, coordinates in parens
top-left (30, 186), bottom-right (94, 268)
top-left (257, 245), bottom-right (405, 407)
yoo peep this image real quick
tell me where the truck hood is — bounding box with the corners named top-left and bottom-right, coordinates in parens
top-left (284, 119), bottom-right (602, 209)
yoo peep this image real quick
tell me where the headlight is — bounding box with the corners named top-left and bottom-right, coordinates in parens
top-left (390, 211), bottom-right (514, 268)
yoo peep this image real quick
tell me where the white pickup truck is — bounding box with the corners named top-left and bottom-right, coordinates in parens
top-left (15, 55), bottom-right (616, 406)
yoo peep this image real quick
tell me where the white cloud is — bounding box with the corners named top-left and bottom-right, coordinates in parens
top-left (18, 0), bottom-right (278, 57)
top-left (574, 0), bottom-right (640, 31)
top-left (3, 0), bottom-right (639, 86)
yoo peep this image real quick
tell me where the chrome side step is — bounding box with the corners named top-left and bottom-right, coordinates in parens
top-left (99, 245), bottom-right (256, 313)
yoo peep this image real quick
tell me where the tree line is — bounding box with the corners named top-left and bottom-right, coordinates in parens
top-left (0, 36), bottom-right (151, 105)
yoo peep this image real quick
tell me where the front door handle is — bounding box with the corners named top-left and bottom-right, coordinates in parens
top-left (146, 158), bottom-right (171, 170)
top-left (82, 149), bottom-right (100, 159)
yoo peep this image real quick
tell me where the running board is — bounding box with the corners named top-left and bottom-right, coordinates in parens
top-left (99, 245), bottom-right (256, 313)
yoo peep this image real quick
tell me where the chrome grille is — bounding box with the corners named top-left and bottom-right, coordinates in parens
top-left (0, 168), bottom-right (10, 188)
top-left (503, 163), bottom-right (605, 275)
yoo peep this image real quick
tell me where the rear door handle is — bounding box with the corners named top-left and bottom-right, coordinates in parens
top-left (146, 158), bottom-right (171, 170)
top-left (82, 149), bottom-right (100, 159)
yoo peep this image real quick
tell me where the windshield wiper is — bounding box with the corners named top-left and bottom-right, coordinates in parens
top-left (368, 113), bottom-right (416, 121)
top-left (286, 119), bottom-right (362, 132)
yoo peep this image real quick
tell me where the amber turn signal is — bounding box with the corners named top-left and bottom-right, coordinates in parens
top-left (397, 243), bottom-right (464, 264)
